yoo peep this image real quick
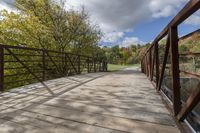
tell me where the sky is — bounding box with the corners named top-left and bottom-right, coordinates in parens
top-left (0, 0), bottom-right (200, 47)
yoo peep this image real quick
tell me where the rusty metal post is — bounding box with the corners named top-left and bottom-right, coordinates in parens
top-left (94, 58), bottom-right (96, 72)
top-left (105, 61), bottom-right (108, 72)
top-left (155, 42), bottom-right (159, 87)
top-left (151, 46), bottom-right (156, 81)
top-left (170, 26), bottom-right (181, 116)
top-left (145, 55), bottom-right (147, 76)
top-left (78, 55), bottom-right (81, 74)
top-left (0, 46), bottom-right (4, 92)
top-left (146, 55), bottom-right (149, 77)
top-left (143, 57), bottom-right (146, 74)
top-left (42, 50), bottom-right (46, 81)
top-left (149, 49), bottom-right (152, 79)
top-left (87, 57), bottom-right (90, 73)
top-left (64, 53), bottom-right (67, 75)
top-left (99, 61), bottom-right (102, 72)
top-left (157, 35), bottom-right (170, 91)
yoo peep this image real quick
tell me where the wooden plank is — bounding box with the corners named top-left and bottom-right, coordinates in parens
top-left (0, 68), bottom-right (180, 133)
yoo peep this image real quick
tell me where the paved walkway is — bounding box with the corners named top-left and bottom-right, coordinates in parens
top-left (0, 68), bottom-right (180, 133)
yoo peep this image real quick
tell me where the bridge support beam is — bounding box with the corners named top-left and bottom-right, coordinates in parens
top-left (170, 26), bottom-right (181, 116)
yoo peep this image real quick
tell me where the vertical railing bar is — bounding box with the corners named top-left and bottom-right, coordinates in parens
top-left (146, 55), bottom-right (148, 77)
top-left (170, 26), bottom-right (181, 116)
top-left (157, 34), bottom-right (170, 91)
top-left (155, 42), bottom-right (159, 87)
top-left (0, 46), bottom-right (4, 92)
top-left (151, 45), bottom-right (156, 81)
top-left (145, 55), bottom-right (148, 76)
top-left (87, 57), bottom-right (90, 73)
top-left (66, 54), bottom-right (78, 74)
top-left (42, 50), bottom-right (46, 81)
top-left (78, 55), bottom-right (81, 74)
top-left (64, 53), bottom-right (68, 75)
top-left (149, 49), bottom-right (152, 79)
top-left (94, 58), bottom-right (96, 72)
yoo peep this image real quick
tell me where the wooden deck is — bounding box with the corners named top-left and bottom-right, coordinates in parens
top-left (0, 68), bottom-right (180, 133)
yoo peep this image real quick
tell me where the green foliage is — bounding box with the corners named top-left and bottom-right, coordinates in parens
top-left (104, 44), bottom-right (148, 65)
top-left (0, 0), bottom-right (102, 56)
top-left (108, 64), bottom-right (139, 72)
top-left (0, 0), bottom-right (105, 90)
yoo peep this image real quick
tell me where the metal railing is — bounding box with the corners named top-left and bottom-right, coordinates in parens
top-left (141, 0), bottom-right (200, 132)
top-left (0, 44), bottom-right (107, 91)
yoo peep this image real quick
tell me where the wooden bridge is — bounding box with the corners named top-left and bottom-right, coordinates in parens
top-left (0, 68), bottom-right (180, 133)
top-left (0, 0), bottom-right (200, 133)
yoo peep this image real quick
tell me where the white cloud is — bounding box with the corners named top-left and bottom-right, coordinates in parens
top-left (0, 3), bottom-right (13, 12)
top-left (184, 11), bottom-right (200, 26)
top-left (120, 37), bottom-right (145, 47)
top-left (67, 0), bottom-right (190, 44)
top-left (149, 0), bottom-right (188, 18)
top-left (67, 0), bottom-right (150, 32)
top-left (102, 32), bottom-right (124, 43)
top-left (67, 0), bottom-right (189, 32)
top-left (185, 15), bottom-right (200, 25)
top-left (0, 0), bottom-right (15, 12)
top-left (1, 0), bottom-right (197, 45)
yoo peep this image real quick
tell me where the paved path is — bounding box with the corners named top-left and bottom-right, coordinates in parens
top-left (0, 68), bottom-right (180, 133)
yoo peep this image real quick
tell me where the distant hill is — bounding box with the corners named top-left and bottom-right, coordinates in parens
top-left (179, 30), bottom-right (200, 53)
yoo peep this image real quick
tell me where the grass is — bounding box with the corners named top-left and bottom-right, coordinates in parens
top-left (108, 64), bottom-right (140, 72)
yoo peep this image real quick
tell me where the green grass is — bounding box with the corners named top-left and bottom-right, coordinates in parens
top-left (108, 64), bottom-right (140, 72)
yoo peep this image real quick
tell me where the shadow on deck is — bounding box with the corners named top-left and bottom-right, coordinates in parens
top-left (0, 68), bottom-right (180, 133)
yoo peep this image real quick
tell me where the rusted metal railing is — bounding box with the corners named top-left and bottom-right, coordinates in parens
top-left (0, 44), bottom-right (107, 91)
top-left (141, 0), bottom-right (200, 132)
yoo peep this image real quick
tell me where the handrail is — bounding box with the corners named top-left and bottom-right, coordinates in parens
top-left (141, 0), bottom-right (200, 132)
top-left (0, 44), bottom-right (108, 91)
top-left (0, 44), bottom-right (91, 58)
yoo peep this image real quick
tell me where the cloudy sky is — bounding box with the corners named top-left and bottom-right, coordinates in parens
top-left (1, 0), bottom-right (200, 47)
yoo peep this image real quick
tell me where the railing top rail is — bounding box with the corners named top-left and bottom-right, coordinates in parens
top-left (0, 44), bottom-right (97, 59)
top-left (179, 52), bottom-right (200, 56)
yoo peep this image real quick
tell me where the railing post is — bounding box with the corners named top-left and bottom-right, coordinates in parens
top-left (146, 55), bottom-right (149, 77)
top-left (87, 57), bottom-right (90, 73)
top-left (64, 53), bottom-right (67, 75)
top-left (144, 56), bottom-right (146, 75)
top-left (0, 46), bottom-right (4, 92)
top-left (151, 46), bottom-right (155, 81)
top-left (170, 26), bottom-right (181, 116)
top-left (149, 49), bottom-right (152, 79)
top-left (78, 55), bottom-right (81, 74)
top-left (94, 58), bottom-right (96, 72)
top-left (102, 61), bottom-right (105, 72)
top-left (99, 60), bottom-right (102, 72)
top-left (42, 50), bottom-right (46, 81)
top-left (155, 42), bottom-right (159, 88)
top-left (157, 35), bottom-right (170, 91)
top-left (105, 61), bottom-right (108, 72)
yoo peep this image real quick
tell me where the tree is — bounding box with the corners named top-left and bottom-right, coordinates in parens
top-left (0, 0), bottom-right (102, 56)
